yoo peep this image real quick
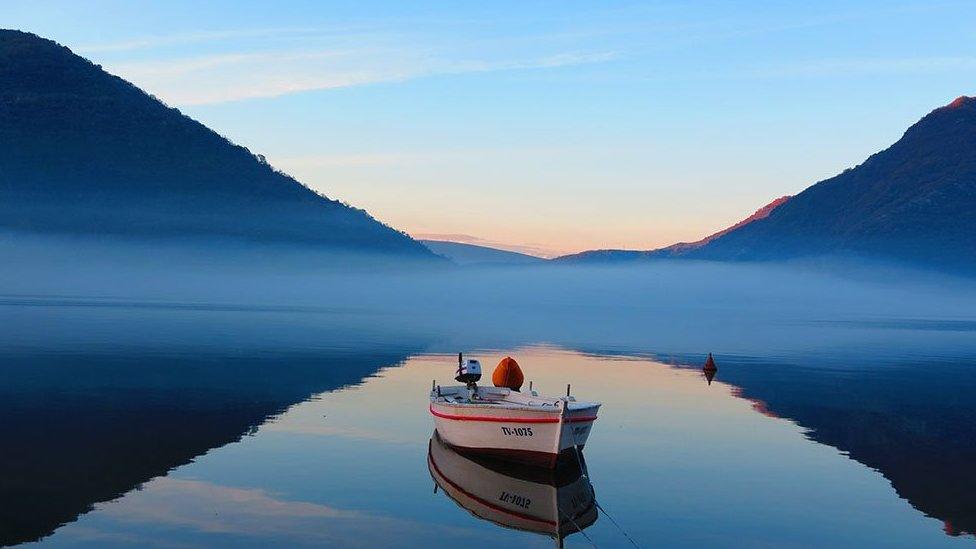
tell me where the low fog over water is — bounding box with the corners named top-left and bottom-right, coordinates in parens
top-left (3, 232), bottom-right (974, 362)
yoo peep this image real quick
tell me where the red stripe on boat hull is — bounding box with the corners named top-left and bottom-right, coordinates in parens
top-left (429, 404), bottom-right (597, 424)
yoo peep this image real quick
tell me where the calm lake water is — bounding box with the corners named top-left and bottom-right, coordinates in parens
top-left (1, 293), bottom-right (975, 547)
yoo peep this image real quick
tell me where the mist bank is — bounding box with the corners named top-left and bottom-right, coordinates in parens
top-left (3, 232), bottom-right (975, 364)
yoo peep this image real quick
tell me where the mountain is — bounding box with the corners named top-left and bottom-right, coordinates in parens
top-left (0, 30), bottom-right (434, 258)
top-left (556, 196), bottom-right (792, 263)
top-left (561, 97), bottom-right (976, 273)
top-left (685, 97), bottom-right (976, 269)
top-left (663, 195), bottom-right (792, 253)
top-left (421, 239), bottom-right (545, 266)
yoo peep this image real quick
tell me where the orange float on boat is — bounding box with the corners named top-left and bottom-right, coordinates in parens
top-left (493, 356), bottom-right (525, 391)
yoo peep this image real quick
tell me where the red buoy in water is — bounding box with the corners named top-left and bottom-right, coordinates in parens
top-left (703, 353), bottom-right (717, 372)
top-left (703, 353), bottom-right (718, 385)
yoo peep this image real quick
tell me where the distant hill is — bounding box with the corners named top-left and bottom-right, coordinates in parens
top-left (421, 240), bottom-right (544, 266)
top-left (0, 30), bottom-right (435, 258)
top-left (560, 97), bottom-right (976, 273)
top-left (557, 196), bottom-right (792, 264)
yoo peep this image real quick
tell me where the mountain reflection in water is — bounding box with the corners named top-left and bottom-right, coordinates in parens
top-left (0, 302), bottom-right (428, 546)
top-left (696, 354), bottom-right (976, 538)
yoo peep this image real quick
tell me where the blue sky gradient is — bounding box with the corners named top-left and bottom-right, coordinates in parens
top-left (7, 1), bottom-right (976, 255)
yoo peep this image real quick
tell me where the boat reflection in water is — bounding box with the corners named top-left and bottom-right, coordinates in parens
top-left (428, 431), bottom-right (598, 547)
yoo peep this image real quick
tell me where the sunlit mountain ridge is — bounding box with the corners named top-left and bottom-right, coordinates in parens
top-left (561, 97), bottom-right (976, 274)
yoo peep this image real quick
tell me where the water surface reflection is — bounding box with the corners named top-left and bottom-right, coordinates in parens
top-left (20, 347), bottom-right (970, 548)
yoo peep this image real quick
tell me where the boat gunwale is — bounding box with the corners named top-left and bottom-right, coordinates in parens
top-left (430, 398), bottom-right (601, 410)
top-left (429, 387), bottom-right (601, 414)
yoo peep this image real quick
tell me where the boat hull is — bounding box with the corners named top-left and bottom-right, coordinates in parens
top-left (429, 400), bottom-right (599, 468)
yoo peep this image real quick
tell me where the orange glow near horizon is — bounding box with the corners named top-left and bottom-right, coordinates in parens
top-left (409, 195), bottom-right (793, 257)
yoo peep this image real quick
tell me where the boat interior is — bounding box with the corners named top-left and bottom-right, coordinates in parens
top-left (433, 384), bottom-right (596, 411)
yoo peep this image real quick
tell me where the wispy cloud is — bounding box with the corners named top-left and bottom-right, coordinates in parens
top-left (102, 45), bottom-right (616, 106)
top-left (112, 50), bottom-right (355, 79)
top-left (270, 145), bottom-right (570, 168)
top-left (77, 27), bottom-right (337, 54)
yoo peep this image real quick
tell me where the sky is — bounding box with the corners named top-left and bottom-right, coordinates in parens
top-left (6, 1), bottom-right (976, 257)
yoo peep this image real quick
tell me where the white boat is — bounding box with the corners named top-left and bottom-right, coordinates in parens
top-left (428, 430), bottom-right (597, 546)
top-left (429, 356), bottom-right (601, 468)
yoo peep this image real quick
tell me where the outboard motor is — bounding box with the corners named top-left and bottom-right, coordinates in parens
top-left (455, 353), bottom-right (482, 386)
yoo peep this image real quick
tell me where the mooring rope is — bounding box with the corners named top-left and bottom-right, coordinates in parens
top-left (559, 506), bottom-right (599, 548)
top-left (568, 416), bottom-right (641, 548)
top-left (592, 499), bottom-right (640, 548)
